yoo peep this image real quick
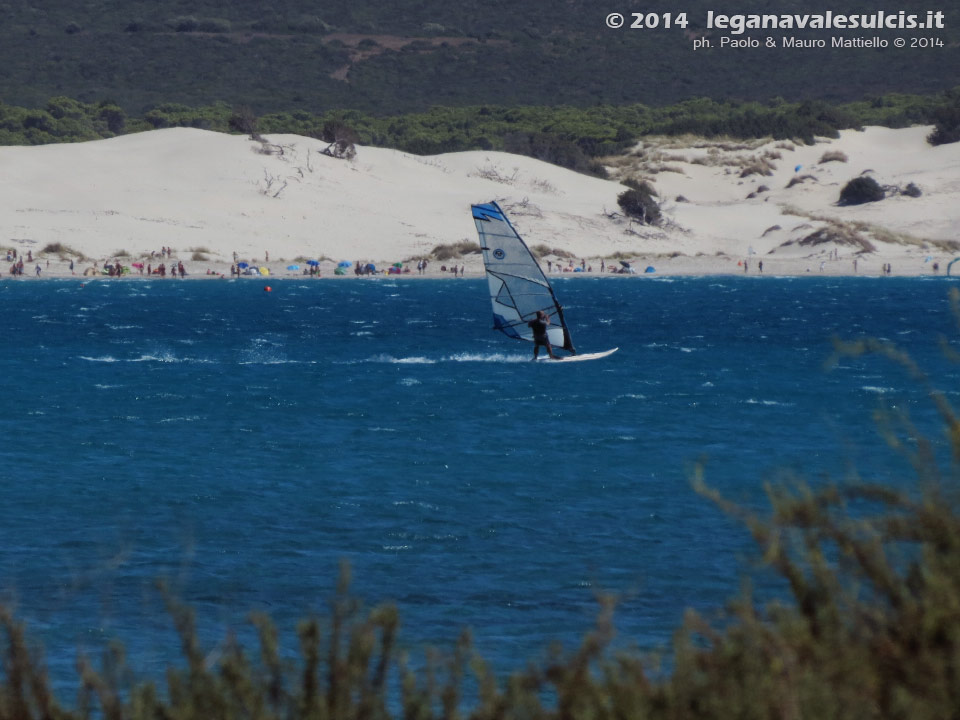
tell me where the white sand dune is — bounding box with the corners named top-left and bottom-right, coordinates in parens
top-left (2, 125), bottom-right (959, 278)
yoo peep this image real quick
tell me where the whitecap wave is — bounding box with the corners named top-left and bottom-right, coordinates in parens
top-left (238, 358), bottom-right (313, 365)
top-left (445, 352), bottom-right (528, 363)
top-left (393, 500), bottom-right (440, 511)
top-left (78, 353), bottom-right (214, 364)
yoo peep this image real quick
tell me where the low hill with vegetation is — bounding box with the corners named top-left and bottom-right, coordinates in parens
top-left (3, 88), bottom-right (960, 166)
top-left (0, 1), bottom-right (958, 115)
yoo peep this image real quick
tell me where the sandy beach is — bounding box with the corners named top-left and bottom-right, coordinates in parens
top-left (2, 125), bottom-right (959, 279)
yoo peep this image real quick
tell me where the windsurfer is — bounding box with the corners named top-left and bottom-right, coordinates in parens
top-left (528, 310), bottom-right (558, 360)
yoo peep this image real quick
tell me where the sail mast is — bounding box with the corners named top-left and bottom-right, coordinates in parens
top-left (472, 202), bottom-right (576, 354)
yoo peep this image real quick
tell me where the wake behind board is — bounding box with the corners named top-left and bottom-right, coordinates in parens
top-left (539, 347), bottom-right (619, 363)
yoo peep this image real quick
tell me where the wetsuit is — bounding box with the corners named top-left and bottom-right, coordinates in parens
top-left (528, 317), bottom-right (549, 345)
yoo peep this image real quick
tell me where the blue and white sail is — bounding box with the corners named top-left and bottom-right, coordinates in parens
top-left (471, 201), bottom-right (576, 353)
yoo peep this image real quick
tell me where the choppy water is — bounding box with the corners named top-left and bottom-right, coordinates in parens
top-left (1, 275), bottom-right (957, 686)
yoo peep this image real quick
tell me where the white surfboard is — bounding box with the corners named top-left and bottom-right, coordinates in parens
top-left (540, 347), bottom-right (619, 362)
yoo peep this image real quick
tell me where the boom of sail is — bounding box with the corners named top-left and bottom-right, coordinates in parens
top-left (471, 201), bottom-right (576, 354)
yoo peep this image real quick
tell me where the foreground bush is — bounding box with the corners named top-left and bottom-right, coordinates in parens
top-left (3, 296), bottom-right (960, 719)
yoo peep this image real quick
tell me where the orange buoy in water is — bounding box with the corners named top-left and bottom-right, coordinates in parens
top-left (264, 286), bottom-right (272, 292)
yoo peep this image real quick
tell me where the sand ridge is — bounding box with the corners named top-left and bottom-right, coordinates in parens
top-left (2, 125), bottom-right (959, 278)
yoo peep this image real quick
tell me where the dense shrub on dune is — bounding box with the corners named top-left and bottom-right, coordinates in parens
top-left (839, 176), bottom-right (885, 205)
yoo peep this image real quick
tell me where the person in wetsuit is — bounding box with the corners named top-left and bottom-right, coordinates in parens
top-left (528, 310), bottom-right (558, 360)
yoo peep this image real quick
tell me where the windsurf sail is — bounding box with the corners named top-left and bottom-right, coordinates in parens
top-left (471, 201), bottom-right (576, 354)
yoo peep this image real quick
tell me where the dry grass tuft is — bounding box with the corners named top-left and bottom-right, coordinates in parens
top-left (739, 158), bottom-right (777, 178)
top-left (819, 150), bottom-right (849, 163)
top-left (786, 174), bottom-right (817, 188)
top-left (39, 243), bottom-right (88, 260)
top-left (431, 241), bottom-right (481, 261)
top-left (796, 225), bottom-right (877, 252)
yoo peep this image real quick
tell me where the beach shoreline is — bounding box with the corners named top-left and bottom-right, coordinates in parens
top-left (4, 254), bottom-right (953, 280)
top-left (1, 124), bottom-right (958, 280)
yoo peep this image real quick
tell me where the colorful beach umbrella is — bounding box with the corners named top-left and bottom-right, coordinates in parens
top-left (307, 259), bottom-right (320, 266)
top-left (287, 264), bottom-right (300, 270)
top-left (237, 261), bottom-right (249, 268)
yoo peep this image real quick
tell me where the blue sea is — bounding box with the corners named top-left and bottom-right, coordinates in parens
top-left (1, 275), bottom-right (957, 690)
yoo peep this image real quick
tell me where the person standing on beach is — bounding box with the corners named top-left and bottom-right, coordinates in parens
top-left (758, 260), bottom-right (763, 273)
top-left (528, 310), bottom-right (558, 360)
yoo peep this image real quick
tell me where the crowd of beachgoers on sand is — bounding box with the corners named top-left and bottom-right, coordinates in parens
top-left (1, 124), bottom-right (958, 281)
